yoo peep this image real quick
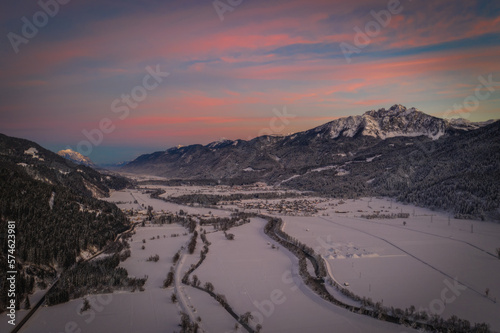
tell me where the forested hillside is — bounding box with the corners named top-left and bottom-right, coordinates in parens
top-left (0, 133), bottom-right (129, 197)
top-left (0, 134), bottom-right (131, 313)
top-left (288, 121), bottom-right (500, 220)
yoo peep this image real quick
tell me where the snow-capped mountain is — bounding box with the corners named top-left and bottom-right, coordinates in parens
top-left (309, 104), bottom-right (482, 140)
top-left (122, 105), bottom-right (497, 181)
top-left (57, 149), bottom-right (95, 166)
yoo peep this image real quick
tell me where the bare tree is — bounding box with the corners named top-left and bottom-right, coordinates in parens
top-left (204, 282), bottom-right (214, 293)
top-left (163, 268), bottom-right (174, 288)
top-left (240, 311), bottom-right (253, 325)
top-left (23, 296), bottom-right (31, 310)
top-left (216, 293), bottom-right (228, 307)
top-left (80, 298), bottom-right (91, 313)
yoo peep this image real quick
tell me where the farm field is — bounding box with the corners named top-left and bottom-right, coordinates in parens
top-left (195, 217), bottom-right (414, 333)
top-left (16, 186), bottom-right (500, 333)
top-left (281, 197), bottom-right (500, 331)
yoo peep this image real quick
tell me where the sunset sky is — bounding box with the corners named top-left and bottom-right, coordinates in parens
top-left (1, 0), bottom-right (499, 164)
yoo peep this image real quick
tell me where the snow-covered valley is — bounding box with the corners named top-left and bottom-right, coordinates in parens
top-left (13, 186), bottom-right (500, 333)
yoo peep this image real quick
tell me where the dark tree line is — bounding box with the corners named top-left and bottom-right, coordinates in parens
top-left (163, 267), bottom-right (174, 288)
top-left (199, 212), bottom-right (251, 231)
top-left (187, 231), bottom-right (198, 255)
top-left (165, 191), bottom-right (301, 206)
top-left (46, 254), bottom-right (147, 306)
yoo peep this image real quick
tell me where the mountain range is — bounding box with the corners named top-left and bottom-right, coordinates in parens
top-left (122, 105), bottom-right (500, 220)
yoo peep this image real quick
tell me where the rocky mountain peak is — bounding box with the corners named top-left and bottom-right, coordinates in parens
top-left (363, 104), bottom-right (418, 118)
top-left (57, 149), bottom-right (95, 166)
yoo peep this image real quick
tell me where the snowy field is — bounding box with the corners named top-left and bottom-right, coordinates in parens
top-left (16, 187), bottom-right (500, 332)
top-left (282, 197), bottom-right (500, 331)
top-left (195, 218), bottom-right (416, 333)
top-left (105, 188), bottom-right (233, 217)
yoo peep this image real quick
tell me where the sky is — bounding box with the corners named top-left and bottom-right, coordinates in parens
top-left (1, 0), bottom-right (499, 164)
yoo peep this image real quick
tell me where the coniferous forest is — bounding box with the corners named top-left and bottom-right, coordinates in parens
top-left (0, 157), bottom-right (129, 312)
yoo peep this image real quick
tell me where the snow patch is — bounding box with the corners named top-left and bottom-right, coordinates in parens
top-left (311, 165), bottom-right (336, 173)
top-left (366, 154), bottom-right (382, 162)
top-left (24, 147), bottom-right (38, 156)
top-left (336, 169), bottom-right (350, 176)
top-left (24, 147), bottom-right (44, 161)
top-left (281, 175), bottom-right (300, 183)
top-left (270, 154), bottom-right (281, 161)
top-left (48, 192), bottom-right (55, 210)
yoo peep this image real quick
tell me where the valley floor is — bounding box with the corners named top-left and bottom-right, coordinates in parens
top-left (14, 186), bottom-right (500, 333)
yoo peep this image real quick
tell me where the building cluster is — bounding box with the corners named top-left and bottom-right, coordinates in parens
top-left (122, 207), bottom-right (221, 225)
top-left (235, 199), bottom-right (327, 216)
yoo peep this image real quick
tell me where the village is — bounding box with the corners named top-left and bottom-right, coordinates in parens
top-left (232, 198), bottom-right (328, 216)
top-left (122, 206), bottom-right (223, 225)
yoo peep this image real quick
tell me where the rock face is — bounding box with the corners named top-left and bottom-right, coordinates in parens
top-left (57, 148), bottom-right (95, 167)
top-left (309, 104), bottom-right (479, 140)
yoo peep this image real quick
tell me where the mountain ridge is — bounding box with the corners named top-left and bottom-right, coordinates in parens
top-left (120, 105), bottom-right (500, 220)
top-left (0, 133), bottom-right (129, 197)
top-left (130, 104), bottom-right (493, 161)
top-left (122, 105), bottom-right (494, 179)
